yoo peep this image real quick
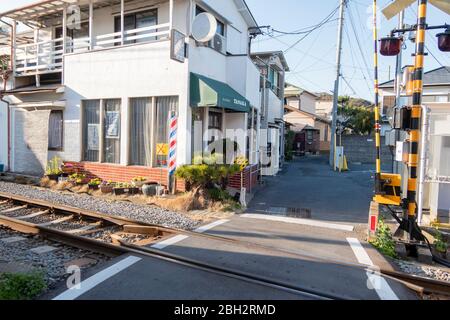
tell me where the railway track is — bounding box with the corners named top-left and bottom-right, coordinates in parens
top-left (0, 191), bottom-right (449, 299)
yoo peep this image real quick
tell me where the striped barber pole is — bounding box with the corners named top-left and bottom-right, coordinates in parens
top-left (168, 112), bottom-right (178, 178)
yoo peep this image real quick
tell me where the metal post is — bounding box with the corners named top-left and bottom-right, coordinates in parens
top-left (11, 20), bottom-right (16, 87)
top-left (417, 105), bottom-right (429, 226)
top-left (62, 7), bottom-right (67, 54)
top-left (120, 0), bottom-right (124, 45)
top-left (394, 11), bottom-right (404, 175)
top-left (406, 0), bottom-right (428, 233)
top-left (89, 1), bottom-right (94, 50)
top-left (34, 28), bottom-right (40, 87)
top-left (329, 0), bottom-right (346, 167)
top-left (373, 0), bottom-right (382, 192)
top-left (169, 0), bottom-right (174, 31)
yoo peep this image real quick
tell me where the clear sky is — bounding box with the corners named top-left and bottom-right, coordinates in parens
top-left (1, 0), bottom-right (449, 101)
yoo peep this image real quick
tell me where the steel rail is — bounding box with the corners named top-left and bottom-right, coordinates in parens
top-left (1, 192), bottom-right (449, 297)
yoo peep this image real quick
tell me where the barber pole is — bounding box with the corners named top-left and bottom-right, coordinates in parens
top-left (168, 112), bottom-right (178, 189)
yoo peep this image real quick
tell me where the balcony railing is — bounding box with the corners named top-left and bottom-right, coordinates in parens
top-left (14, 22), bottom-right (170, 77)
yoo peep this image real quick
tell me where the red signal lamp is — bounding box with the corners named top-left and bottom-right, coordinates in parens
top-left (380, 37), bottom-right (402, 56)
top-left (437, 29), bottom-right (450, 52)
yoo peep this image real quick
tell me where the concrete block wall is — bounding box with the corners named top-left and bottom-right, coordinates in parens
top-left (13, 109), bottom-right (51, 175)
top-left (341, 135), bottom-right (393, 165)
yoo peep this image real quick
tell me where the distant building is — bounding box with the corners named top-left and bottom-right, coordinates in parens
top-left (315, 92), bottom-right (334, 119)
top-left (284, 83), bottom-right (318, 115)
top-left (283, 105), bottom-right (331, 152)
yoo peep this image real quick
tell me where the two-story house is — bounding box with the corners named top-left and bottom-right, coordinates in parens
top-left (250, 51), bottom-right (289, 176)
top-left (283, 83), bottom-right (331, 152)
top-left (0, 0), bottom-right (262, 191)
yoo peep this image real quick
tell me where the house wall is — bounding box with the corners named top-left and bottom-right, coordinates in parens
top-left (300, 93), bottom-right (317, 115)
top-left (267, 90), bottom-right (282, 122)
top-left (63, 40), bottom-right (190, 167)
top-left (316, 100), bottom-right (333, 118)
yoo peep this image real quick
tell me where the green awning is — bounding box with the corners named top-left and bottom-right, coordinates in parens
top-left (190, 72), bottom-right (251, 113)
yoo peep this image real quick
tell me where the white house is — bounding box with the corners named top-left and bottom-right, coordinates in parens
top-left (379, 66), bottom-right (450, 224)
top-left (0, 0), bottom-right (264, 191)
top-left (250, 51), bottom-right (289, 176)
top-left (284, 83), bottom-right (318, 115)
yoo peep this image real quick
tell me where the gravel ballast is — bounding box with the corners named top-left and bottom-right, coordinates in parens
top-left (0, 181), bottom-right (199, 230)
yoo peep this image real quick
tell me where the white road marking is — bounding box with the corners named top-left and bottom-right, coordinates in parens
top-left (194, 219), bottom-right (229, 233)
top-left (150, 234), bottom-right (189, 250)
top-left (53, 219), bottom-right (229, 299)
top-left (241, 214), bottom-right (354, 232)
top-left (52, 256), bottom-right (142, 300)
top-left (346, 238), bottom-right (399, 300)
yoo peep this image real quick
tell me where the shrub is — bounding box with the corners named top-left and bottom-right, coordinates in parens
top-left (45, 157), bottom-right (63, 176)
top-left (369, 216), bottom-right (397, 258)
top-left (434, 231), bottom-right (448, 254)
top-left (0, 272), bottom-right (47, 300)
top-left (176, 155), bottom-right (241, 191)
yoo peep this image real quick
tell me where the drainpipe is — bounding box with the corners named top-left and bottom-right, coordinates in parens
top-left (417, 105), bottom-right (430, 226)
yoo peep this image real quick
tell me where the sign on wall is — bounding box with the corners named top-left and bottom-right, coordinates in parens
top-left (87, 124), bottom-right (100, 151)
top-left (170, 29), bottom-right (186, 63)
top-left (105, 111), bottom-right (120, 138)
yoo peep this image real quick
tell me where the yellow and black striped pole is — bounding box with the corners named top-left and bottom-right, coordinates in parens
top-left (407, 0), bottom-right (428, 230)
top-left (373, 0), bottom-right (382, 193)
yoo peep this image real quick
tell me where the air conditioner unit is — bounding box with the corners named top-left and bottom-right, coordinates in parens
top-left (210, 34), bottom-right (227, 55)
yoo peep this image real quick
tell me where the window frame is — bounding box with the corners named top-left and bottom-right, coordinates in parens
top-left (48, 110), bottom-right (64, 151)
top-left (114, 8), bottom-right (159, 45)
top-left (81, 98), bottom-right (122, 164)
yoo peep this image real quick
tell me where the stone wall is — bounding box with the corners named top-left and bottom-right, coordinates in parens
top-left (341, 135), bottom-right (393, 165)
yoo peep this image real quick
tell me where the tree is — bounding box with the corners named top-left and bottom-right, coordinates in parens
top-left (338, 96), bottom-right (374, 135)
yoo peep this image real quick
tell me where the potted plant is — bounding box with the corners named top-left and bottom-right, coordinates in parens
top-left (100, 181), bottom-right (114, 194)
top-left (45, 157), bottom-right (63, 181)
top-left (113, 182), bottom-right (128, 196)
top-left (142, 181), bottom-right (159, 196)
top-left (69, 173), bottom-right (87, 185)
top-left (61, 162), bottom-right (75, 177)
top-left (88, 178), bottom-right (102, 190)
top-left (131, 176), bottom-right (147, 187)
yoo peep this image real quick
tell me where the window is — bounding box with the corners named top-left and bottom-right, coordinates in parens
top-left (154, 97), bottom-right (178, 167)
top-left (130, 97), bottom-right (153, 166)
top-left (307, 131), bottom-right (313, 141)
top-left (82, 100), bottom-right (100, 162)
top-left (208, 111), bottom-right (222, 147)
top-left (48, 110), bottom-right (63, 150)
top-left (114, 9), bottom-right (158, 45)
top-left (129, 96), bottom-right (179, 167)
top-left (103, 99), bottom-right (121, 164)
top-left (268, 67), bottom-right (280, 95)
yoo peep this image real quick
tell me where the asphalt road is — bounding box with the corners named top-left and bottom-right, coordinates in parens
top-left (49, 156), bottom-right (417, 300)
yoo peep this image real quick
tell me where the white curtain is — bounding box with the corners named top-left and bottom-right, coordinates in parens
top-left (130, 98), bottom-right (153, 166)
top-left (154, 96), bottom-right (178, 167)
top-left (103, 99), bottom-right (121, 164)
top-left (83, 100), bottom-right (100, 162)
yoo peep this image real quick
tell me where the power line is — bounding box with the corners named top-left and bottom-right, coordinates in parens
top-left (282, 4), bottom-right (342, 53)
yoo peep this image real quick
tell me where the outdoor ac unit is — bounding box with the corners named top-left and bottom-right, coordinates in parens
top-left (210, 34), bottom-right (227, 55)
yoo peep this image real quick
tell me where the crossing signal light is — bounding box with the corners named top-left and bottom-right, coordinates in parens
top-left (437, 29), bottom-right (450, 52)
top-left (380, 37), bottom-right (402, 56)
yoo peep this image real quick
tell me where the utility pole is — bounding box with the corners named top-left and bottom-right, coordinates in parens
top-left (329, 0), bottom-right (346, 167)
